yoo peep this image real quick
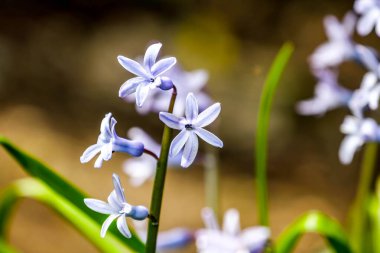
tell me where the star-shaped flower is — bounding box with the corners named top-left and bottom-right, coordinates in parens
top-left (84, 174), bottom-right (149, 238)
top-left (159, 93), bottom-right (223, 168)
top-left (118, 42), bottom-right (177, 107)
top-left (348, 72), bottom-right (380, 118)
top-left (354, 0), bottom-right (380, 37)
top-left (339, 116), bottom-right (380, 164)
top-left (309, 12), bottom-right (356, 69)
top-left (80, 113), bottom-right (144, 168)
top-left (296, 69), bottom-right (352, 116)
top-left (196, 208), bottom-right (270, 253)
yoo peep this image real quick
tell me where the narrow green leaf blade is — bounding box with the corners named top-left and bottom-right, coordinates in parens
top-left (276, 211), bottom-right (352, 253)
top-left (0, 178), bottom-right (132, 253)
top-left (255, 42), bottom-right (294, 226)
top-left (0, 136), bottom-right (144, 252)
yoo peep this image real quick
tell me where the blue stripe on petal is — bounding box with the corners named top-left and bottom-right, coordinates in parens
top-left (159, 112), bottom-right (183, 130)
top-left (195, 103), bottom-right (221, 128)
top-left (151, 57), bottom-right (177, 76)
top-left (195, 128), bottom-right (223, 148)
top-left (119, 77), bottom-right (147, 98)
top-left (117, 56), bottom-right (151, 79)
top-left (144, 43), bottom-right (162, 70)
top-left (181, 132), bottom-right (198, 168)
top-left (112, 174), bottom-right (126, 203)
top-left (117, 216), bottom-right (132, 238)
top-left (185, 93), bottom-right (198, 121)
top-left (170, 129), bottom-right (190, 157)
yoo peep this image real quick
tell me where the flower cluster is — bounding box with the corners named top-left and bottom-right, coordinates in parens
top-left (297, 2), bottom-right (380, 164)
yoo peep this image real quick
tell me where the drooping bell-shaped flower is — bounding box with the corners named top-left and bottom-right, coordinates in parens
top-left (84, 174), bottom-right (149, 238)
top-left (118, 42), bottom-right (177, 107)
top-left (80, 113), bottom-right (144, 168)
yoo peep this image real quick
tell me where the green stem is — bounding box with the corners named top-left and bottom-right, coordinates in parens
top-left (145, 86), bottom-right (177, 253)
top-left (204, 148), bottom-right (219, 216)
top-left (349, 143), bottom-right (378, 253)
top-left (255, 43), bottom-right (294, 226)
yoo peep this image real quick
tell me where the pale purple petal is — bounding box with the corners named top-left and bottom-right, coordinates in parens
top-left (136, 83), bottom-right (150, 107)
top-left (159, 112), bottom-right (184, 130)
top-left (185, 93), bottom-right (199, 121)
top-left (324, 15), bottom-right (345, 41)
top-left (357, 8), bottom-right (380, 36)
top-left (94, 155), bottom-right (104, 168)
top-left (361, 72), bottom-right (377, 90)
top-left (223, 209), bottom-right (240, 236)
top-left (355, 45), bottom-right (379, 73)
top-left (151, 57), bottom-right (177, 76)
top-left (181, 132), bottom-right (198, 168)
top-left (201, 207), bottom-right (220, 230)
top-left (369, 85), bottom-right (380, 109)
top-left (157, 228), bottom-right (193, 250)
top-left (144, 43), bottom-right (162, 70)
top-left (170, 129), bottom-right (190, 157)
top-left (240, 227), bottom-right (270, 252)
top-left (108, 190), bottom-right (123, 210)
top-left (339, 135), bottom-right (364, 164)
top-left (127, 127), bottom-right (161, 156)
top-left (117, 215), bottom-right (132, 238)
top-left (117, 56), bottom-right (151, 79)
top-left (376, 18), bottom-right (380, 37)
top-left (100, 113), bottom-right (113, 137)
top-left (123, 157), bottom-right (156, 187)
top-left (119, 77), bottom-right (147, 98)
top-left (195, 128), bottom-right (223, 148)
top-left (112, 174), bottom-right (126, 203)
top-left (101, 214), bottom-right (119, 238)
top-left (343, 11), bottom-right (357, 35)
top-left (84, 199), bottom-right (114, 214)
top-left (195, 103), bottom-right (221, 127)
top-left (341, 116), bottom-right (360, 134)
top-left (80, 144), bottom-right (102, 163)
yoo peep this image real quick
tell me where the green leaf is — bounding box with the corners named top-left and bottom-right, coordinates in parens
top-left (0, 136), bottom-right (144, 252)
top-left (0, 238), bottom-right (20, 253)
top-left (275, 211), bottom-right (352, 253)
top-left (255, 42), bottom-right (294, 226)
top-left (0, 178), bottom-right (132, 253)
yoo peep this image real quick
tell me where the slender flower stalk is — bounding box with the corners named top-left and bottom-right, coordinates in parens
top-left (145, 86), bottom-right (177, 253)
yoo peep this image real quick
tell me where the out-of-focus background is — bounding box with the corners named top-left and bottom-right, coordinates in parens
top-left (0, 0), bottom-right (376, 252)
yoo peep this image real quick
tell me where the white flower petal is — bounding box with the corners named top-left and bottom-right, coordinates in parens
top-left (195, 128), bottom-right (223, 148)
top-left (357, 8), bottom-right (380, 36)
top-left (201, 207), bottom-right (220, 230)
top-left (185, 93), bottom-right (199, 121)
top-left (84, 199), bottom-right (114, 214)
top-left (119, 77), bottom-right (147, 98)
top-left (151, 57), bottom-right (176, 76)
top-left (159, 112), bottom-right (184, 130)
top-left (101, 214), bottom-right (119, 238)
top-left (117, 56), bottom-right (151, 79)
top-left (117, 215), bottom-right (132, 238)
top-left (340, 116), bottom-right (360, 134)
top-left (80, 144), bottom-right (102, 163)
top-left (223, 209), bottom-right (240, 236)
top-left (170, 129), bottom-right (190, 157)
top-left (240, 226), bottom-right (270, 251)
top-left (94, 154), bottom-right (104, 168)
top-left (144, 43), bottom-right (162, 70)
top-left (339, 135), bottom-right (365, 164)
top-left (181, 132), bottom-right (198, 168)
top-left (355, 45), bottom-right (379, 73)
top-left (195, 103), bottom-right (221, 128)
top-left (112, 174), bottom-right (126, 203)
top-left (136, 83), bottom-right (150, 107)
top-left (108, 190), bottom-right (123, 211)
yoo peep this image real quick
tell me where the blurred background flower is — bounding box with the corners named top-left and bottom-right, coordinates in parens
top-left (0, 0), bottom-right (375, 252)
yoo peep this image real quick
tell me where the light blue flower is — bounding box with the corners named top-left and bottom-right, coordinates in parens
top-left (118, 43), bottom-right (177, 107)
top-left (125, 65), bottom-right (212, 116)
top-left (355, 0), bottom-right (380, 37)
top-left (159, 93), bottom-right (223, 168)
top-left (349, 72), bottom-right (380, 118)
top-left (309, 12), bottom-right (356, 69)
top-left (84, 174), bottom-right (149, 238)
top-left (196, 208), bottom-right (270, 253)
top-left (297, 69), bottom-right (352, 116)
top-left (80, 113), bottom-right (144, 168)
top-left (339, 116), bottom-right (380, 164)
